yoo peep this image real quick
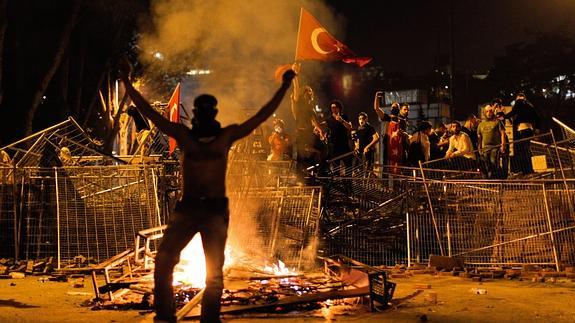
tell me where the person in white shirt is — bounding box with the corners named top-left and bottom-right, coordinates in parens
top-left (446, 121), bottom-right (475, 160)
top-left (444, 121), bottom-right (477, 172)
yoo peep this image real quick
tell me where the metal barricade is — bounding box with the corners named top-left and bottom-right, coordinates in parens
top-left (410, 179), bottom-right (575, 268)
top-left (319, 176), bottom-right (415, 266)
top-left (0, 165), bottom-right (164, 267)
top-left (0, 166), bottom-right (18, 258)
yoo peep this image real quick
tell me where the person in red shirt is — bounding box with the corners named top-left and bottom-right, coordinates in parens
top-left (267, 119), bottom-right (292, 161)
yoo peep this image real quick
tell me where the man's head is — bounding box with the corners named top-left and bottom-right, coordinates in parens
top-left (193, 94), bottom-right (218, 123)
top-left (330, 100), bottom-right (344, 115)
top-left (450, 121), bottom-right (462, 135)
top-left (302, 86), bottom-right (314, 102)
top-left (484, 104), bottom-right (495, 120)
top-left (399, 103), bottom-right (410, 118)
top-left (491, 98), bottom-right (502, 108)
top-left (516, 92), bottom-right (526, 101)
top-left (465, 114), bottom-right (479, 129)
top-left (273, 119), bottom-right (285, 133)
top-left (358, 112), bottom-right (368, 127)
top-left (418, 121), bottom-right (433, 135)
top-left (496, 111), bottom-right (505, 120)
top-left (390, 102), bottom-right (400, 116)
top-left (435, 122), bottom-right (446, 135)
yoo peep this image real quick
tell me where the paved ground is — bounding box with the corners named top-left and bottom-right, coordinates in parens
top-left (1, 273), bottom-right (575, 322)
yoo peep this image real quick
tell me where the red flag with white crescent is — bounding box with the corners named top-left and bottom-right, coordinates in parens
top-left (165, 83), bottom-right (181, 154)
top-left (386, 121), bottom-right (406, 173)
top-left (295, 8), bottom-right (372, 68)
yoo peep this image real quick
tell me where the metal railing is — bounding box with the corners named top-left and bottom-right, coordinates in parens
top-left (420, 132), bottom-right (559, 180)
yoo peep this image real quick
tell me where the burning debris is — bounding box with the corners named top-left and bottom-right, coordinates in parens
top-left (82, 219), bottom-right (394, 319)
top-left (87, 250), bottom-right (395, 320)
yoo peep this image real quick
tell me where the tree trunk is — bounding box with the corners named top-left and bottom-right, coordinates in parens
top-left (72, 38), bottom-right (86, 118)
top-left (24, 0), bottom-right (81, 136)
top-left (82, 59), bottom-right (110, 127)
top-left (59, 51), bottom-right (70, 118)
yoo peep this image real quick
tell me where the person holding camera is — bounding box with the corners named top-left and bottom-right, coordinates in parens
top-left (373, 91), bottom-right (398, 122)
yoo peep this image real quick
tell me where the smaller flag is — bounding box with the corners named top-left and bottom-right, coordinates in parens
top-left (165, 83), bottom-right (181, 154)
top-left (295, 8), bottom-right (372, 67)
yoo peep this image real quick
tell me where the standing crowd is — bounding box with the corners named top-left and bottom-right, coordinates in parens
top-left (267, 79), bottom-right (541, 180)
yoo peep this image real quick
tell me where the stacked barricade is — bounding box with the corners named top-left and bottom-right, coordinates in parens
top-left (223, 139), bottom-right (323, 270)
top-left (0, 165), bottom-right (164, 267)
top-left (411, 179), bottom-right (575, 267)
top-left (547, 135), bottom-right (575, 179)
top-left (226, 156), bottom-right (321, 270)
top-left (318, 173), bottom-right (419, 266)
top-left (316, 129), bottom-right (575, 268)
top-left (0, 166), bottom-right (16, 258)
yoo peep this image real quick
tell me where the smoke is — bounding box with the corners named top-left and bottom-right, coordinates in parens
top-left (139, 0), bottom-right (344, 126)
top-left (141, 1), bottom-right (343, 270)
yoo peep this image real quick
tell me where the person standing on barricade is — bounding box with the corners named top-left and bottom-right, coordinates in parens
top-left (429, 122), bottom-right (449, 160)
top-left (477, 105), bottom-right (507, 178)
top-left (373, 92), bottom-right (410, 173)
top-left (119, 59), bottom-right (295, 323)
top-left (462, 114), bottom-right (480, 150)
top-left (408, 121), bottom-right (432, 167)
top-left (354, 112), bottom-right (379, 175)
top-left (326, 100), bottom-right (353, 176)
top-left (505, 93), bottom-right (541, 175)
top-left (267, 119), bottom-right (292, 161)
top-left (290, 63), bottom-right (322, 180)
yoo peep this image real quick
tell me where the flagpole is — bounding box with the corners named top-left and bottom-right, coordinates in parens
top-left (294, 7), bottom-right (303, 62)
top-left (290, 7), bottom-right (304, 113)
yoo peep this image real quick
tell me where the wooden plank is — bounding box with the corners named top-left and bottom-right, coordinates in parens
top-left (183, 286), bottom-right (369, 319)
top-left (176, 289), bottom-right (205, 321)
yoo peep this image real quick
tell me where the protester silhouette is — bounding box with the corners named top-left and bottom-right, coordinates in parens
top-left (119, 60), bottom-right (295, 323)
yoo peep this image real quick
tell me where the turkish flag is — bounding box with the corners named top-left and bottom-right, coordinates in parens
top-left (165, 83), bottom-right (181, 154)
top-left (295, 8), bottom-right (372, 68)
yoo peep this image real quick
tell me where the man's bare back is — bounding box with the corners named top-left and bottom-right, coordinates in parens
top-left (179, 128), bottom-right (233, 199)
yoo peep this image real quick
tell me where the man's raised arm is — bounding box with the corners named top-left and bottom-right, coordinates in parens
top-left (118, 67), bottom-right (186, 141)
top-left (373, 91), bottom-right (387, 121)
top-left (231, 70), bottom-right (296, 141)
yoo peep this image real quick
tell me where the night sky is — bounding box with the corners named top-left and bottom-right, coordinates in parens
top-left (328, 0), bottom-right (575, 76)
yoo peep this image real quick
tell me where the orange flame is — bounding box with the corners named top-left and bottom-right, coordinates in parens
top-left (173, 234), bottom-right (206, 288)
top-left (172, 234), bottom-right (297, 288)
top-left (263, 259), bottom-right (296, 276)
